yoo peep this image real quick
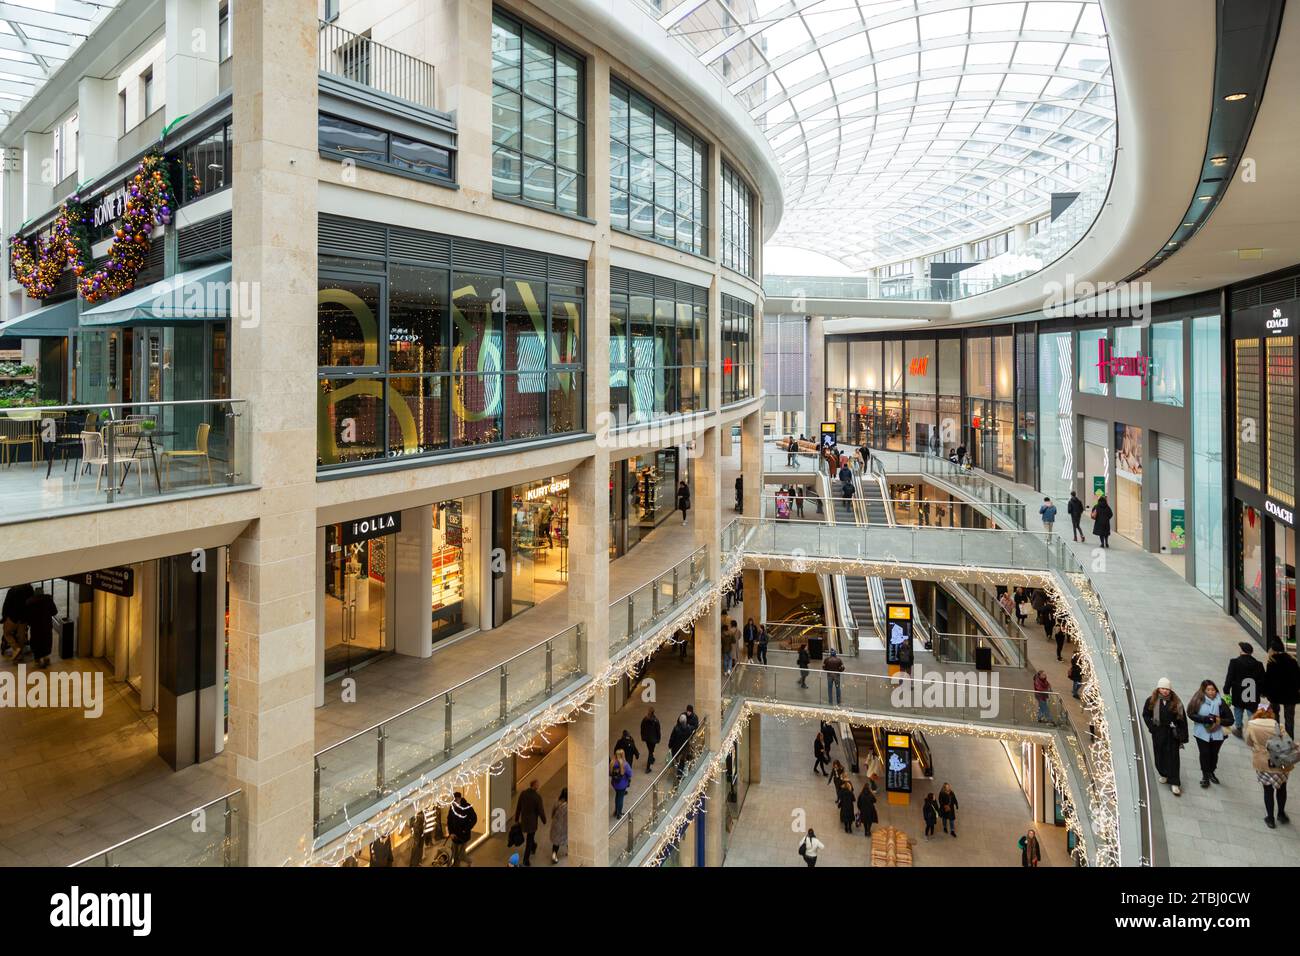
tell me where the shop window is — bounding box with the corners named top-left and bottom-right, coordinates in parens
top-left (1114, 325), bottom-right (1142, 400)
top-left (511, 476), bottom-right (570, 615)
top-left (1150, 320), bottom-right (1184, 406)
top-left (1235, 338), bottom-right (1261, 489)
top-left (1192, 315), bottom-right (1224, 605)
top-left (721, 294), bottom-right (754, 405)
top-left (1078, 328), bottom-right (1109, 395)
top-left (318, 377), bottom-right (385, 465)
top-left (1267, 336), bottom-right (1295, 507)
top-left (609, 269), bottom-right (708, 422)
top-left (319, 275), bottom-right (382, 369)
top-left (721, 162), bottom-right (754, 277)
top-left (319, 114), bottom-right (453, 184)
top-left (1276, 523), bottom-right (1296, 648)
top-left (1237, 501), bottom-right (1265, 608)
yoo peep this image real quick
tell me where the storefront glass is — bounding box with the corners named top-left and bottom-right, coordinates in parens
top-left (850, 340), bottom-right (881, 391)
top-left (1113, 325), bottom-right (1142, 400)
top-left (1237, 501), bottom-right (1265, 609)
top-left (511, 475), bottom-right (569, 616)
top-left (1150, 320), bottom-right (1184, 406)
top-left (1276, 523), bottom-right (1296, 647)
top-left (324, 524), bottom-right (392, 677)
top-left (1266, 334), bottom-right (1296, 507)
top-left (966, 335), bottom-right (991, 398)
top-left (1078, 327), bottom-right (1108, 395)
top-left (609, 269), bottom-right (708, 422)
top-left (625, 450), bottom-right (679, 549)
top-left (1115, 422), bottom-right (1143, 544)
top-left (432, 498), bottom-right (480, 644)
top-left (994, 333), bottom-right (1013, 402)
top-left (1038, 331), bottom-right (1072, 499)
top-left (827, 341), bottom-right (847, 388)
top-left (1191, 314), bottom-right (1224, 605)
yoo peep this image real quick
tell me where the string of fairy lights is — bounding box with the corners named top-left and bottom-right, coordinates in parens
top-left (305, 536), bottom-right (749, 866)
top-left (642, 699), bottom-right (1093, 868)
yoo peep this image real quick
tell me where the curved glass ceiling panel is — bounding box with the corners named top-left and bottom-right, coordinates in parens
top-left (643, 0), bottom-right (1115, 271)
top-left (0, 1), bottom-right (122, 133)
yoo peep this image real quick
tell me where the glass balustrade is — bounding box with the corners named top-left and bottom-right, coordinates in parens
top-left (608, 717), bottom-right (709, 866)
top-left (71, 791), bottom-right (243, 867)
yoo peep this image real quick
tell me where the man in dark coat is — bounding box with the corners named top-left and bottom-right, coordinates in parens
top-left (1224, 642), bottom-right (1266, 737)
top-left (447, 792), bottom-right (477, 867)
top-left (1091, 495), bottom-right (1113, 547)
top-left (513, 779), bottom-right (546, 866)
top-left (856, 783), bottom-right (877, 836)
top-left (668, 714), bottom-right (692, 780)
top-left (1265, 638), bottom-right (1300, 739)
top-left (24, 588), bottom-right (57, 668)
top-left (1067, 490), bottom-right (1087, 542)
top-left (640, 708), bottom-right (661, 772)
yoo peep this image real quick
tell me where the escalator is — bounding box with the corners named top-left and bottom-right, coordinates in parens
top-left (844, 724), bottom-right (935, 779)
top-left (857, 459), bottom-right (931, 649)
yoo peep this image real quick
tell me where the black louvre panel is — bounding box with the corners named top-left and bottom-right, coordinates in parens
top-left (610, 267), bottom-right (629, 292)
top-left (388, 228), bottom-right (451, 266)
top-left (629, 271), bottom-right (655, 296)
top-left (548, 255), bottom-right (585, 285)
top-left (503, 246), bottom-right (547, 279)
top-left (452, 238), bottom-right (504, 273)
top-left (318, 215), bottom-right (386, 260)
top-left (654, 276), bottom-right (675, 298)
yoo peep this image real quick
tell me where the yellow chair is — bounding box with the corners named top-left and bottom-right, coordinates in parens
top-left (161, 422), bottom-right (212, 488)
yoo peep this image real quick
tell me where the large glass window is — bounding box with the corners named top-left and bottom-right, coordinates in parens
top-left (721, 162), bottom-right (754, 276)
top-left (318, 232), bottom-right (584, 469)
top-left (1237, 501), bottom-right (1265, 608)
top-left (319, 114), bottom-right (453, 183)
top-left (994, 333), bottom-right (1014, 401)
top-left (610, 78), bottom-right (708, 256)
top-left (492, 10), bottom-right (585, 214)
top-left (1267, 335), bottom-right (1295, 507)
top-left (609, 269), bottom-right (708, 422)
top-left (1078, 327), bottom-right (1109, 395)
top-left (966, 335), bottom-right (991, 398)
top-left (1113, 325), bottom-right (1142, 400)
top-left (1235, 337), bottom-right (1261, 489)
top-left (1038, 331), bottom-right (1073, 499)
top-left (721, 294), bottom-right (755, 405)
top-left (1192, 315), bottom-right (1224, 605)
top-left (1150, 320), bottom-right (1184, 406)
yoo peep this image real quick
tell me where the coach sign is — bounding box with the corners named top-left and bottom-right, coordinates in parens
top-left (342, 511), bottom-right (401, 545)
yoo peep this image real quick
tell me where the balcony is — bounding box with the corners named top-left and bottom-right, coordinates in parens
top-left (318, 20), bottom-right (435, 110)
top-left (0, 399), bottom-right (252, 525)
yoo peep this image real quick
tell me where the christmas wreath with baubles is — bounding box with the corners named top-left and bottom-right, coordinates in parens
top-left (9, 150), bottom-right (173, 302)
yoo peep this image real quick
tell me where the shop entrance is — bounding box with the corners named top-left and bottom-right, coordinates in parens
top-left (324, 524), bottom-right (393, 678)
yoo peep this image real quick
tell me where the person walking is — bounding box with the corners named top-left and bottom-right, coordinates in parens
top-left (609, 749), bottom-right (633, 819)
top-left (813, 730), bottom-right (830, 776)
top-left (1265, 638), bottom-right (1300, 740)
top-left (615, 729), bottom-right (640, 769)
top-left (549, 789), bottom-right (568, 864)
top-left (828, 759), bottom-right (846, 797)
top-left (858, 444), bottom-right (870, 471)
top-left (1067, 490), bottom-right (1087, 543)
top-left (1225, 641), bottom-right (1267, 736)
top-left (856, 780), bottom-right (877, 836)
top-left (447, 792), bottom-right (478, 867)
top-left (676, 480), bottom-right (691, 526)
top-left (1019, 828), bottom-right (1042, 867)
top-left (787, 436), bottom-right (798, 468)
top-left (793, 484), bottom-right (805, 519)
top-left (735, 474), bottom-right (743, 513)
top-left (24, 587), bottom-right (56, 669)
top-left (1068, 652), bottom-right (1084, 699)
top-left (640, 708), bottom-right (661, 772)
top-left (1033, 669), bottom-right (1053, 722)
top-left (823, 648), bottom-right (845, 705)
top-left (757, 624), bottom-right (769, 664)
top-left (798, 829), bottom-right (825, 867)
top-left (922, 793), bottom-right (938, 840)
top-left (1247, 702), bottom-right (1297, 828)
top-left (513, 779), bottom-right (546, 866)
top-left (1039, 497), bottom-right (1057, 534)
top-left (668, 715), bottom-right (692, 781)
top-left (937, 783), bottom-right (959, 837)
top-left (836, 778), bottom-right (857, 834)
top-left (1143, 678), bottom-right (1189, 796)
top-left (1054, 625), bottom-right (1068, 663)
top-left (743, 617), bottom-right (758, 662)
top-left (1, 582), bottom-right (33, 661)
top-left (1091, 494), bottom-right (1113, 548)
top-left (1188, 679), bottom-right (1232, 787)
top-left (683, 704), bottom-right (699, 733)
top-left (1013, 586), bottom-right (1029, 626)
top-left (797, 643), bottom-right (811, 687)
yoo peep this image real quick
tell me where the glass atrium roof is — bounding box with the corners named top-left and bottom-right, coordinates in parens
top-left (643, 0), bottom-right (1116, 270)
top-left (0, 1), bottom-right (120, 133)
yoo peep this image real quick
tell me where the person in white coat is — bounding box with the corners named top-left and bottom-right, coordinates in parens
top-left (799, 829), bottom-right (825, 867)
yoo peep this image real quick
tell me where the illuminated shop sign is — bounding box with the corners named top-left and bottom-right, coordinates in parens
top-left (343, 511), bottom-right (401, 545)
top-left (1266, 499), bottom-right (1295, 526)
top-left (1266, 307), bottom-right (1291, 334)
top-left (525, 478), bottom-right (570, 502)
top-left (1096, 337), bottom-right (1150, 385)
top-left (908, 356), bottom-right (929, 376)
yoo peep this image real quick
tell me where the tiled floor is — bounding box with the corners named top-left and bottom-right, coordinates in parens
top-left (723, 715), bottom-right (1069, 867)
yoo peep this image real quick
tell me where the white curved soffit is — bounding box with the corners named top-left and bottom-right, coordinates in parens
top-left (643, 0), bottom-right (1115, 271)
top-left (536, 0), bottom-right (786, 240)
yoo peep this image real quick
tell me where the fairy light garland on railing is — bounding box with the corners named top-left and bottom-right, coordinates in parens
top-left (643, 698), bottom-right (1094, 867)
top-left (306, 534), bottom-right (748, 867)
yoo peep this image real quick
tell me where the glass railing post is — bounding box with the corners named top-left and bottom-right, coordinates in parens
top-left (223, 798), bottom-right (235, 867)
top-left (672, 565), bottom-right (679, 606)
top-left (376, 727), bottom-right (387, 794)
top-left (105, 422), bottom-right (116, 504)
top-left (443, 695), bottom-right (453, 757)
top-left (652, 577), bottom-right (659, 618)
top-left (545, 639), bottom-right (554, 696)
top-left (627, 598), bottom-right (635, 643)
top-left (312, 759), bottom-right (321, 833)
top-left (499, 665), bottom-right (509, 722)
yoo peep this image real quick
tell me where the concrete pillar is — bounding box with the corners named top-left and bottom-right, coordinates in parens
top-left (394, 506), bottom-right (433, 658)
top-left (22, 131), bottom-right (51, 222)
top-left (806, 316), bottom-right (824, 435)
top-left (77, 77), bottom-right (119, 183)
top-left (749, 712), bottom-right (762, 785)
top-left (692, 423), bottom-right (724, 866)
top-left (741, 408), bottom-right (761, 517)
top-left (226, 0), bottom-right (320, 866)
top-left (564, 47), bottom-right (614, 867)
top-left (165, 0), bottom-right (221, 124)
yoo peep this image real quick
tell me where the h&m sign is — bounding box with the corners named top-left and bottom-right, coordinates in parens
top-left (342, 511), bottom-right (401, 545)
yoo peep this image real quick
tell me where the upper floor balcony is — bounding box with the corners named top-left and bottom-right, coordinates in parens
top-left (318, 19), bottom-right (436, 112)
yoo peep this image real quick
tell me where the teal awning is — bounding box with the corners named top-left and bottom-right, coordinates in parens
top-left (0, 298), bottom-right (78, 338)
top-left (79, 261), bottom-right (233, 326)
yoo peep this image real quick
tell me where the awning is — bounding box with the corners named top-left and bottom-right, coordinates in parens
top-left (0, 298), bottom-right (79, 338)
top-left (79, 262), bottom-right (233, 326)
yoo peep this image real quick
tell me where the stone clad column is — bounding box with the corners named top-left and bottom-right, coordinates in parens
top-left (692, 423), bottom-right (724, 865)
top-left (566, 50), bottom-right (613, 868)
top-left (165, 0), bottom-right (221, 124)
top-left (226, 0), bottom-right (319, 866)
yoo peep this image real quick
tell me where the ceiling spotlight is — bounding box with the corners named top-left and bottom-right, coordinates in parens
top-left (1210, 155), bottom-right (1229, 166)
top-left (1224, 92), bottom-right (1248, 101)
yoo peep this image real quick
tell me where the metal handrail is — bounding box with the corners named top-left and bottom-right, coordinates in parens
top-left (608, 717), bottom-right (707, 839)
top-left (69, 790), bottom-right (242, 867)
top-left (317, 19), bottom-right (436, 108)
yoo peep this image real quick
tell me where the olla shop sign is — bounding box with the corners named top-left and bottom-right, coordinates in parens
top-left (343, 511), bottom-right (402, 545)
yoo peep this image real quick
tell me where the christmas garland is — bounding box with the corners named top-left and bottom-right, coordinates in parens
top-left (7, 150), bottom-right (173, 303)
top-left (9, 199), bottom-right (88, 299)
top-left (78, 151), bottom-right (173, 303)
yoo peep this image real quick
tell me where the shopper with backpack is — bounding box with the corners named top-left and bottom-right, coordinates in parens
top-left (1246, 700), bottom-right (1300, 828)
